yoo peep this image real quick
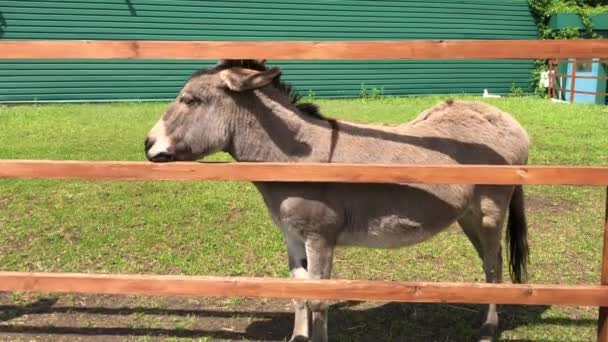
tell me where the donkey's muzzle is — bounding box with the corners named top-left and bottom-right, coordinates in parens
top-left (144, 137), bottom-right (154, 153)
top-left (145, 137), bottom-right (175, 162)
top-left (147, 151), bottom-right (175, 163)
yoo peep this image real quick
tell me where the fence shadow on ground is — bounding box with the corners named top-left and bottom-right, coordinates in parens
top-left (0, 297), bottom-right (596, 341)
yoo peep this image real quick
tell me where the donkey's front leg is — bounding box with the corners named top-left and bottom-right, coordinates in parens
top-left (305, 237), bottom-right (335, 342)
top-left (286, 234), bottom-right (310, 342)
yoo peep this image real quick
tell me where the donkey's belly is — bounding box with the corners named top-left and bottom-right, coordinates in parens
top-left (337, 214), bottom-right (448, 248)
top-left (335, 182), bottom-right (470, 249)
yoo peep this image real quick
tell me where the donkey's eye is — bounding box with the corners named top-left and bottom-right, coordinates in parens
top-left (180, 95), bottom-right (200, 106)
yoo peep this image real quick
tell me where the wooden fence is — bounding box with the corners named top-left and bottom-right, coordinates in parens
top-left (2, 39), bottom-right (608, 340)
top-left (548, 58), bottom-right (608, 103)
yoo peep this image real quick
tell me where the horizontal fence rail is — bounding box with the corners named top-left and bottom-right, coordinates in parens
top-left (1, 272), bottom-right (608, 307)
top-left (1, 160), bottom-right (608, 185)
top-left (2, 40), bottom-right (608, 60)
top-left (553, 87), bottom-right (608, 97)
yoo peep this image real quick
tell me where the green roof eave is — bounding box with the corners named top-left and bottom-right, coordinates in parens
top-left (549, 13), bottom-right (608, 30)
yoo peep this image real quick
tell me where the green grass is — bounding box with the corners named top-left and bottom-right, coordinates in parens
top-left (0, 96), bottom-right (607, 341)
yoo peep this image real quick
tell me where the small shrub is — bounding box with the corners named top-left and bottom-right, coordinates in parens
top-left (510, 82), bottom-right (525, 97)
top-left (370, 86), bottom-right (385, 100)
top-left (306, 89), bottom-right (316, 101)
top-left (359, 82), bottom-right (368, 99)
top-left (360, 82), bottom-right (385, 100)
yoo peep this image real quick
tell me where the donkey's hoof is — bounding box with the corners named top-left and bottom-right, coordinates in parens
top-left (289, 335), bottom-right (309, 342)
top-left (307, 299), bottom-right (328, 312)
top-left (478, 324), bottom-right (497, 342)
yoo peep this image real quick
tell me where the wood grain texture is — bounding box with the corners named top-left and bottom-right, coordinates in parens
top-left (0, 272), bottom-right (607, 306)
top-left (557, 74), bottom-right (608, 80)
top-left (554, 87), bottom-right (608, 96)
top-left (598, 187), bottom-right (608, 341)
top-left (1, 160), bottom-right (608, 185)
top-left (570, 59), bottom-right (578, 104)
top-left (2, 40), bottom-right (608, 60)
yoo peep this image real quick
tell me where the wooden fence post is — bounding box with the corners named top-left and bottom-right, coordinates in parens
top-left (548, 59), bottom-right (554, 99)
top-left (570, 59), bottom-right (577, 104)
top-left (598, 186), bottom-right (608, 342)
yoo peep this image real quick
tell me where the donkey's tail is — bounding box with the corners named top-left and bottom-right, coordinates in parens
top-left (506, 185), bottom-right (529, 283)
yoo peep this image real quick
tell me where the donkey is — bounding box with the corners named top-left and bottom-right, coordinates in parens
top-left (145, 59), bottom-right (530, 342)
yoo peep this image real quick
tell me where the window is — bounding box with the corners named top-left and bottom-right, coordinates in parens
top-left (576, 62), bottom-right (593, 73)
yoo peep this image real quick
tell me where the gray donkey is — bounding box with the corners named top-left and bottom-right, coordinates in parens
top-left (145, 59), bottom-right (530, 342)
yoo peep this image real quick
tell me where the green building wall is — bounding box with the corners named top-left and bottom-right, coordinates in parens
top-left (0, 0), bottom-right (538, 102)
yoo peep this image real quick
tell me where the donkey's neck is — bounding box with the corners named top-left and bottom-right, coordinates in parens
top-left (227, 91), bottom-right (333, 163)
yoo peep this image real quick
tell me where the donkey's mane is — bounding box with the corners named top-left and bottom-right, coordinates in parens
top-left (190, 59), bottom-right (327, 121)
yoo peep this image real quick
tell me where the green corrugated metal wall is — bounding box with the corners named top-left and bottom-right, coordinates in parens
top-left (0, 0), bottom-right (538, 102)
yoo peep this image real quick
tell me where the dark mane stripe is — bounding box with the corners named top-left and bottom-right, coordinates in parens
top-left (191, 59), bottom-right (327, 121)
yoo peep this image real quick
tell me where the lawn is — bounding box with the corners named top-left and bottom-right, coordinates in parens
top-left (0, 96), bottom-right (607, 341)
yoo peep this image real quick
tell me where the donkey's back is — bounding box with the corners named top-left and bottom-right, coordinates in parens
top-left (403, 100), bottom-right (529, 165)
top-left (328, 100), bottom-right (529, 167)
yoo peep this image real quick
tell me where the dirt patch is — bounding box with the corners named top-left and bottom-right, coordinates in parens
top-left (0, 195), bottom-right (10, 211)
top-left (0, 293), bottom-right (294, 341)
top-left (0, 292), bottom-right (566, 341)
top-left (225, 203), bottom-right (246, 225)
top-left (526, 196), bottom-right (576, 215)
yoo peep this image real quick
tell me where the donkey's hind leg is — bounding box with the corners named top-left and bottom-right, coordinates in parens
top-left (286, 233), bottom-right (310, 342)
top-left (305, 237), bottom-right (335, 342)
top-left (458, 188), bottom-right (511, 342)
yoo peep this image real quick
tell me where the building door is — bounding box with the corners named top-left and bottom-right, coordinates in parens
top-left (565, 58), bottom-right (599, 104)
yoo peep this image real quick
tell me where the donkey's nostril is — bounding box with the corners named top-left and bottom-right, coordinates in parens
top-left (145, 137), bottom-right (155, 152)
top-left (149, 152), bottom-right (175, 163)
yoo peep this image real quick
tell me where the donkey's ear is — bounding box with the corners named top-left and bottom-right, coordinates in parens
top-left (219, 67), bottom-right (281, 92)
top-left (215, 59), bottom-right (234, 68)
top-left (215, 59), bottom-right (266, 68)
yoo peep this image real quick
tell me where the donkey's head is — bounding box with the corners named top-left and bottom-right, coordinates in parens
top-left (145, 59), bottom-right (282, 162)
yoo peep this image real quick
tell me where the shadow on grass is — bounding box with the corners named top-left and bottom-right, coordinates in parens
top-left (0, 298), bottom-right (595, 341)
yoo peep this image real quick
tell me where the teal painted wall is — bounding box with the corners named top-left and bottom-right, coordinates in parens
top-left (0, 0), bottom-right (538, 102)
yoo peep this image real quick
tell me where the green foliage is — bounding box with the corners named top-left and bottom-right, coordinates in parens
top-left (370, 86), bottom-right (385, 100)
top-left (548, 1), bottom-right (608, 16)
top-left (530, 0), bottom-right (608, 26)
top-left (510, 82), bottom-right (525, 97)
top-left (359, 82), bottom-right (385, 100)
top-left (306, 89), bottom-right (317, 101)
top-left (531, 60), bottom-right (549, 97)
top-left (359, 82), bottom-right (368, 99)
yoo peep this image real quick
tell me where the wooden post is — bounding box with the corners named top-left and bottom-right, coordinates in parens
top-left (549, 60), bottom-right (555, 99)
top-left (548, 60), bottom-right (553, 99)
top-left (598, 186), bottom-right (608, 342)
top-left (570, 59), bottom-right (577, 103)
